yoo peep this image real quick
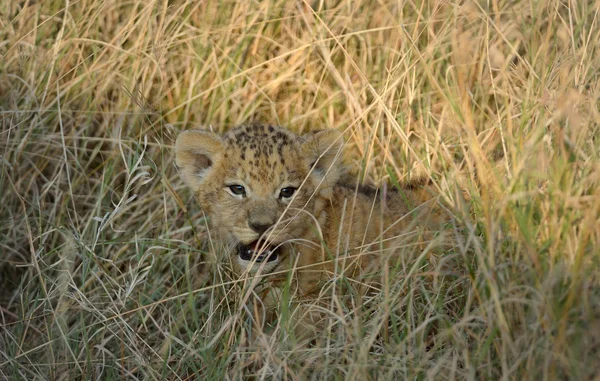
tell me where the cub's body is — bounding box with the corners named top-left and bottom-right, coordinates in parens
top-left (175, 124), bottom-right (441, 298)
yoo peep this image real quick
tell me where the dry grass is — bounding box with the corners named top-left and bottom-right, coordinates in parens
top-left (1, 0), bottom-right (599, 379)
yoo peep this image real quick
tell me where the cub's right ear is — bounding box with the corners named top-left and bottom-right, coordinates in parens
top-left (175, 129), bottom-right (224, 192)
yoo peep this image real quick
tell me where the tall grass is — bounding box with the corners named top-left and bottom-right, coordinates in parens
top-left (1, 0), bottom-right (599, 379)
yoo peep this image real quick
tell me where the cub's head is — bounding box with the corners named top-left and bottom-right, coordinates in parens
top-left (175, 124), bottom-right (343, 274)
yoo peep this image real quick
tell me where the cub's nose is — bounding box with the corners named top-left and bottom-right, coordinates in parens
top-left (248, 205), bottom-right (277, 235)
top-left (249, 222), bottom-right (273, 234)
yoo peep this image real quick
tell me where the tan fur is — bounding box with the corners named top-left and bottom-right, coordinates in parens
top-left (176, 124), bottom-right (445, 332)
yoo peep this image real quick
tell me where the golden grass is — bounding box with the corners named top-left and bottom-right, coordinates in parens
top-left (1, 0), bottom-right (599, 379)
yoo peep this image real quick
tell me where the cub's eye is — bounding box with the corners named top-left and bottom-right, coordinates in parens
top-left (228, 184), bottom-right (246, 196)
top-left (279, 187), bottom-right (297, 199)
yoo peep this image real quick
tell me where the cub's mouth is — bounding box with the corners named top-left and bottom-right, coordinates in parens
top-left (237, 240), bottom-right (280, 263)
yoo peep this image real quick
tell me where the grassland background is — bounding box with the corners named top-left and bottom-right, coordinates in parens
top-left (1, 0), bottom-right (599, 379)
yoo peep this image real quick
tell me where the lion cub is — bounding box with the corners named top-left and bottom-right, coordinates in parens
top-left (175, 124), bottom-right (443, 299)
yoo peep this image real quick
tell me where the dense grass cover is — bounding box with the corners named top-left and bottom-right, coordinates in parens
top-left (1, 0), bottom-right (599, 379)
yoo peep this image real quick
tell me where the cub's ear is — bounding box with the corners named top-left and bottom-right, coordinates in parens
top-left (175, 129), bottom-right (224, 192)
top-left (301, 129), bottom-right (344, 198)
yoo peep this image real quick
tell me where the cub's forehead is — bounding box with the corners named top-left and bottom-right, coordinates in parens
top-left (220, 124), bottom-right (305, 184)
top-left (222, 124), bottom-right (299, 150)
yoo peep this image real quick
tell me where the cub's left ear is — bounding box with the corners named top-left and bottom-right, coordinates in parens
top-left (301, 129), bottom-right (344, 198)
top-left (175, 129), bottom-right (224, 193)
